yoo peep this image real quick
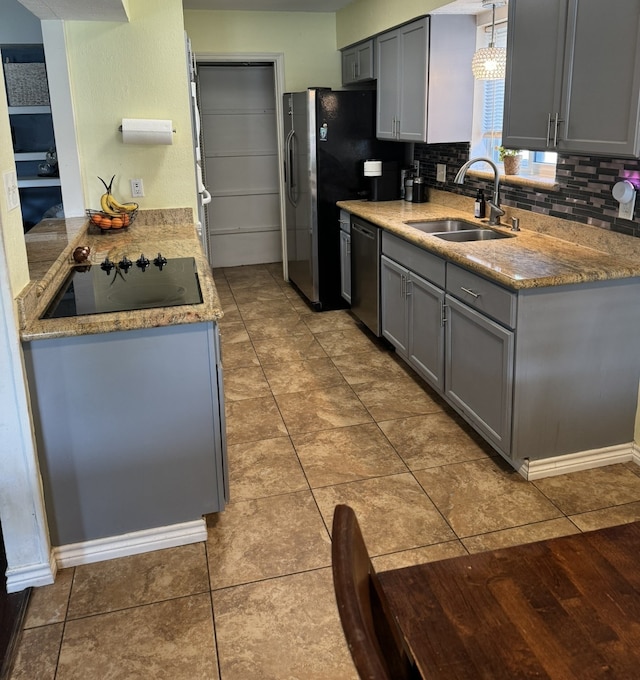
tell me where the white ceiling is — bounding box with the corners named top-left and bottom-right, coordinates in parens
top-left (432, 1), bottom-right (496, 14)
top-left (183, 0), bottom-right (351, 10)
top-left (182, 0), bottom-right (490, 14)
top-left (17, 0), bottom-right (493, 21)
top-left (18, 0), bottom-right (129, 20)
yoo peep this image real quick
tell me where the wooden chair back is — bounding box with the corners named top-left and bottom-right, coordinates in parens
top-left (331, 504), bottom-right (420, 680)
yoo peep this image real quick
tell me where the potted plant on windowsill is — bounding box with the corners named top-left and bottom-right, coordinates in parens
top-left (498, 146), bottom-right (522, 175)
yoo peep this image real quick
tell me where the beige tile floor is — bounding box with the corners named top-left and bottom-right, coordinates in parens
top-left (11, 262), bottom-right (640, 680)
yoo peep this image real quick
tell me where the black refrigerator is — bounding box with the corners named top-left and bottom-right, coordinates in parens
top-left (283, 88), bottom-right (404, 310)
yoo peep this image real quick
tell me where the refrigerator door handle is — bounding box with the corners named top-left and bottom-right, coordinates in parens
top-left (285, 129), bottom-right (293, 175)
top-left (289, 131), bottom-right (299, 207)
top-left (285, 129), bottom-right (297, 207)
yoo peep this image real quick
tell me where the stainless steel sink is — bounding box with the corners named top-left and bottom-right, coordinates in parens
top-left (403, 219), bottom-right (478, 233)
top-left (434, 229), bottom-right (515, 242)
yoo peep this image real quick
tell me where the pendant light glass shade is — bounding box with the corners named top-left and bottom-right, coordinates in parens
top-left (472, 45), bottom-right (506, 79)
top-left (472, 2), bottom-right (507, 80)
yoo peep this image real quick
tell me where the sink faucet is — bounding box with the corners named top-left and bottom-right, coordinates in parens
top-left (454, 157), bottom-right (505, 226)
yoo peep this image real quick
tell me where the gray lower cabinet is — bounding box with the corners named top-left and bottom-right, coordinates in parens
top-left (444, 295), bottom-right (514, 456)
top-left (382, 250), bottom-right (511, 454)
top-left (379, 230), bottom-right (640, 467)
top-left (381, 255), bottom-right (409, 354)
top-left (381, 255), bottom-right (446, 389)
top-left (381, 235), bottom-right (447, 390)
top-left (503, 0), bottom-right (640, 157)
top-left (23, 321), bottom-right (229, 547)
top-left (341, 39), bottom-right (374, 85)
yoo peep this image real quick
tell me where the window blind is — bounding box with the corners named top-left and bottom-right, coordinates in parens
top-left (480, 23), bottom-right (508, 161)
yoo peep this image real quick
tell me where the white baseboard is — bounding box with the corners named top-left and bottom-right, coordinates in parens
top-left (519, 443), bottom-right (636, 480)
top-left (6, 551), bottom-right (56, 594)
top-left (53, 519), bottom-right (207, 569)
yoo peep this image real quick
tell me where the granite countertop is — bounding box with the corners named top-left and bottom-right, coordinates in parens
top-left (337, 198), bottom-right (640, 290)
top-left (19, 209), bottom-right (223, 342)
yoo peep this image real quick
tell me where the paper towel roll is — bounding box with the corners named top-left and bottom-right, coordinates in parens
top-left (363, 160), bottom-right (382, 177)
top-left (121, 118), bottom-right (174, 145)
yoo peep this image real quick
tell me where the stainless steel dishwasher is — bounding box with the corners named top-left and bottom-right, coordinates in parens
top-left (350, 217), bottom-right (381, 336)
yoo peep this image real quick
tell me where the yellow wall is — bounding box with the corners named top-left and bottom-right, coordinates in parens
top-left (184, 10), bottom-right (340, 92)
top-left (64, 0), bottom-right (196, 214)
top-left (0, 69), bottom-right (30, 297)
top-left (336, 0), bottom-right (450, 48)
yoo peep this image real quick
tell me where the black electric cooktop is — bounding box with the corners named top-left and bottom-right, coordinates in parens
top-left (42, 255), bottom-right (203, 319)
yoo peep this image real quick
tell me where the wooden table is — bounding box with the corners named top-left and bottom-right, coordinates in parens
top-left (377, 522), bottom-right (640, 679)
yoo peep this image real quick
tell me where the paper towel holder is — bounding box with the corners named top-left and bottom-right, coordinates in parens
top-left (119, 118), bottom-right (176, 145)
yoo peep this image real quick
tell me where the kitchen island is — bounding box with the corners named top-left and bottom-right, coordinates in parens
top-left (338, 193), bottom-right (640, 479)
top-left (17, 210), bottom-right (227, 567)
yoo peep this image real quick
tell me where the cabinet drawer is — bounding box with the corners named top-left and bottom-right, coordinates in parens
top-left (382, 232), bottom-right (445, 287)
top-left (446, 264), bottom-right (516, 329)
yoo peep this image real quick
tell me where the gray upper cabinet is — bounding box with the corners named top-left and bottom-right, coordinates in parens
top-left (341, 39), bottom-right (374, 85)
top-left (503, 0), bottom-right (640, 157)
top-left (375, 15), bottom-right (475, 143)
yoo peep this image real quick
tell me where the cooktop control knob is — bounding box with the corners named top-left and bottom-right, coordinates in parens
top-left (100, 257), bottom-right (115, 274)
top-left (136, 254), bottom-right (150, 271)
top-left (118, 256), bottom-right (133, 272)
top-left (153, 252), bottom-right (168, 270)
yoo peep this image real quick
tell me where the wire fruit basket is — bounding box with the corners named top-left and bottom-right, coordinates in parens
top-left (86, 208), bottom-right (138, 233)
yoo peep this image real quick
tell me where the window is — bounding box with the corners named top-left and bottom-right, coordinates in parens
top-left (470, 20), bottom-right (557, 178)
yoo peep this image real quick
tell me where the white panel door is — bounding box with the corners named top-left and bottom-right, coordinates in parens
top-left (198, 64), bottom-right (281, 267)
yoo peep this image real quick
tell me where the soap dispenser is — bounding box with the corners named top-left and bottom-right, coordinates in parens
top-left (474, 189), bottom-right (486, 218)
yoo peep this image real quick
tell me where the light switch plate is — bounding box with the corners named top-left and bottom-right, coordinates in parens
top-left (436, 163), bottom-right (447, 182)
top-left (3, 170), bottom-right (19, 211)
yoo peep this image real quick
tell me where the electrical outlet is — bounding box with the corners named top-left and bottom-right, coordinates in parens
top-left (130, 178), bottom-right (144, 198)
top-left (412, 160), bottom-right (420, 175)
top-left (619, 196), bottom-right (636, 220)
top-left (436, 164), bottom-right (447, 183)
top-left (3, 170), bottom-right (19, 211)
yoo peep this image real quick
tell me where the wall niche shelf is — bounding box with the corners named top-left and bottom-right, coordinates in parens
top-left (2, 43), bottom-right (62, 230)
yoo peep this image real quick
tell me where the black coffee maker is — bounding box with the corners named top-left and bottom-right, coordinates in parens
top-left (364, 160), bottom-right (400, 201)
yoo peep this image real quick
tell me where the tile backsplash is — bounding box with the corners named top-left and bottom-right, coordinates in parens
top-left (414, 143), bottom-right (640, 239)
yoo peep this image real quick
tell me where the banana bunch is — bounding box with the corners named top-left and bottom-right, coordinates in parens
top-left (98, 175), bottom-right (138, 216)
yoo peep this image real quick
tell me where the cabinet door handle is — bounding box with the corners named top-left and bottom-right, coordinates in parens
top-left (400, 273), bottom-right (406, 298)
top-left (346, 237), bottom-right (350, 255)
top-left (553, 113), bottom-right (563, 147)
top-left (546, 113), bottom-right (553, 147)
top-left (460, 286), bottom-right (480, 299)
top-left (441, 302), bottom-right (448, 326)
top-left (406, 279), bottom-right (413, 296)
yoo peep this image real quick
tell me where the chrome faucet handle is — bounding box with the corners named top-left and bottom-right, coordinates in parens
top-left (487, 202), bottom-right (505, 226)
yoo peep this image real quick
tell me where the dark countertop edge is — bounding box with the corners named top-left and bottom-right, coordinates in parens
top-left (337, 200), bottom-right (640, 290)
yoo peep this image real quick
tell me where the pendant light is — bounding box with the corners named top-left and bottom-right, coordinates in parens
top-left (471, 1), bottom-right (506, 80)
